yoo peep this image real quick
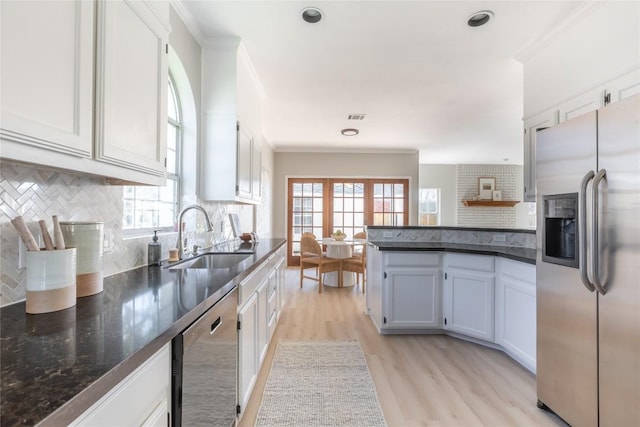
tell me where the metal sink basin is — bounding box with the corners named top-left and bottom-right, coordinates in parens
top-left (169, 253), bottom-right (252, 270)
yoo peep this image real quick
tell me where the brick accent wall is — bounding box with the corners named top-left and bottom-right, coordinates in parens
top-left (456, 164), bottom-right (520, 228)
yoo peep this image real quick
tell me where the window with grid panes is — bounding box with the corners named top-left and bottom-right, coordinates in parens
top-left (332, 181), bottom-right (365, 240)
top-left (373, 182), bottom-right (405, 226)
top-left (287, 178), bottom-right (408, 264)
top-left (290, 180), bottom-right (324, 256)
top-left (123, 75), bottom-right (181, 231)
top-left (419, 188), bottom-right (440, 225)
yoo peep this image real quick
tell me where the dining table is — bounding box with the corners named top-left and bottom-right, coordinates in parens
top-left (321, 238), bottom-right (366, 287)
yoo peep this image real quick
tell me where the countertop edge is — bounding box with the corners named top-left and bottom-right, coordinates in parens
top-left (368, 242), bottom-right (536, 265)
top-left (36, 240), bottom-right (287, 427)
top-left (365, 225), bottom-right (536, 234)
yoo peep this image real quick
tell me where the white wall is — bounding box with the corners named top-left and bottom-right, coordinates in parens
top-left (419, 164), bottom-right (456, 226)
top-left (273, 151), bottom-right (419, 238)
top-left (522, 1), bottom-right (639, 118)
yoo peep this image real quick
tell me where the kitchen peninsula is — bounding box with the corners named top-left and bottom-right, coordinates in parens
top-left (365, 226), bottom-right (537, 372)
top-left (0, 239), bottom-right (286, 426)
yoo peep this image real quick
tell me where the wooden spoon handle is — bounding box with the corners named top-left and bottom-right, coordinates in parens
top-left (11, 216), bottom-right (40, 251)
top-left (52, 215), bottom-right (66, 250)
top-left (38, 220), bottom-right (55, 250)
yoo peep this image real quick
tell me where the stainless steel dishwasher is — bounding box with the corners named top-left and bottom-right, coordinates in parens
top-left (171, 287), bottom-right (237, 427)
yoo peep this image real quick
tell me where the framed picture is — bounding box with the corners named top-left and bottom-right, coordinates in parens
top-left (478, 177), bottom-right (496, 200)
top-left (492, 190), bottom-right (502, 201)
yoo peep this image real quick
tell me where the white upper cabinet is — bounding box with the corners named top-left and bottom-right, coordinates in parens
top-left (522, 69), bottom-right (639, 202)
top-left (523, 110), bottom-right (558, 202)
top-left (0, 0), bottom-right (169, 186)
top-left (0, 1), bottom-right (94, 157)
top-left (200, 41), bottom-right (264, 203)
top-left (236, 124), bottom-right (253, 200)
top-left (94, 0), bottom-right (168, 177)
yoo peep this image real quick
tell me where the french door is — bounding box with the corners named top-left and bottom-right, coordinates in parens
top-left (287, 178), bottom-right (408, 265)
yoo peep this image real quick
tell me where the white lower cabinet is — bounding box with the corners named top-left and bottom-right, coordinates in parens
top-left (495, 258), bottom-right (537, 373)
top-left (70, 344), bottom-right (170, 427)
top-left (238, 292), bottom-right (258, 413)
top-left (367, 249), bottom-right (441, 331)
top-left (275, 248), bottom-right (286, 313)
top-left (367, 249), bottom-right (537, 371)
top-left (256, 277), bottom-right (269, 365)
top-left (237, 245), bottom-right (286, 417)
top-left (385, 267), bottom-right (441, 329)
top-left (443, 253), bottom-right (495, 342)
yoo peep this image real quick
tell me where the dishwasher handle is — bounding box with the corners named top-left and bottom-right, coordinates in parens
top-left (210, 316), bottom-right (222, 335)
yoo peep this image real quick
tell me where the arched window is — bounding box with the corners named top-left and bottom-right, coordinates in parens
top-left (122, 75), bottom-right (181, 231)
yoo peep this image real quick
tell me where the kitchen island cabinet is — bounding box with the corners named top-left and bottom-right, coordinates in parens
top-left (443, 253), bottom-right (495, 342)
top-left (366, 240), bottom-right (536, 373)
top-left (367, 251), bottom-right (441, 331)
top-left (495, 258), bottom-right (537, 373)
top-left (0, 0), bottom-right (169, 186)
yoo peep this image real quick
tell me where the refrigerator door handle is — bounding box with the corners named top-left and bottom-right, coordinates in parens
top-left (591, 168), bottom-right (608, 295)
top-left (579, 170), bottom-right (596, 292)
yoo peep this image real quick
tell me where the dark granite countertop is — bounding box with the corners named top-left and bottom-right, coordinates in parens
top-left (368, 241), bottom-right (536, 265)
top-left (0, 239), bottom-right (286, 426)
top-left (366, 225), bottom-right (536, 234)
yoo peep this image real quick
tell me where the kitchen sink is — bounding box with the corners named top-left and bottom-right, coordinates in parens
top-left (168, 253), bottom-right (252, 270)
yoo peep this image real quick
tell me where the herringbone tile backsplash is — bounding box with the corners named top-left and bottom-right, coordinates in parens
top-left (0, 162), bottom-right (253, 306)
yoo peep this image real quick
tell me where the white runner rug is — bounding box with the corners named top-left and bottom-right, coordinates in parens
top-left (255, 340), bottom-right (387, 427)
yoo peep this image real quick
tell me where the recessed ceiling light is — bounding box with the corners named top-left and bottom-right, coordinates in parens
top-left (341, 128), bottom-right (359, 136)
top-left (301, 7), bottom-right (322, 24)
top-left (467, 10), bottom-right (494, 27)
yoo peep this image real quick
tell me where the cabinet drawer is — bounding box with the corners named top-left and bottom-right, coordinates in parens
top-left (267, 271), bottom-right (277, 295)
top-left (267, 287), bottom-right (278, 319)
top-left (238, 260), bottom-right (269, 307)
top-left (267, 309), bottom-right (277, 340)
top-left (497, 258), bottom-right (535, 285)
top-left (446, 253), bottom-right (494, 272)
top-left (385, 252), bottom-right (440, 267)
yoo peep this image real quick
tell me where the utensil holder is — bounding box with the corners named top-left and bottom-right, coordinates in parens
top-left (26, 248), bottom-right (77, 314)
top-left (60, 221), bottom-right (104, 297)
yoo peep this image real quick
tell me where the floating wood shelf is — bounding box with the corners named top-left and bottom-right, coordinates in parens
top-left (462, 200), bottom-right (520, 207)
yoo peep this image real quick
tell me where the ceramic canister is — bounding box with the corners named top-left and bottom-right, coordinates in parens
top-left (25, 248), bottom-right (77, 314)
top-left (60, 221), bottom-right (104, 297)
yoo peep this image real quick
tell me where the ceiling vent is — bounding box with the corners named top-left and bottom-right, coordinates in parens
top-left (347, 114), bottom-right (366, 120)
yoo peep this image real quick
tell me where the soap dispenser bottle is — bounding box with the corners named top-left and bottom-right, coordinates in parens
top-left (148, 230), bottom-right (162, 266)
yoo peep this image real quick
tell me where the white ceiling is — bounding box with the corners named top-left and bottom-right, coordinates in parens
top-left (179, 1), bottom-right (583, 165)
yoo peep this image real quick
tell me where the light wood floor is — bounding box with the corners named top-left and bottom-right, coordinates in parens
top-left (238, 268), bottom-right (565, 427)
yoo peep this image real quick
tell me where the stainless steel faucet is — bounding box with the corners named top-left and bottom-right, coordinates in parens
top-left (176, 204), bottom-right (214, 260)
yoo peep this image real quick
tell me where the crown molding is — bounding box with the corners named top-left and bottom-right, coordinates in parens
top-left (170, 0), bottom-right (205, 46)
top-left (515, 0), bottom-right (603, 64)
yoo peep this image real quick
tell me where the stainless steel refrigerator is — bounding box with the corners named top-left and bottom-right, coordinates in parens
top-left (535, 94), bottom-right (639, 427)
